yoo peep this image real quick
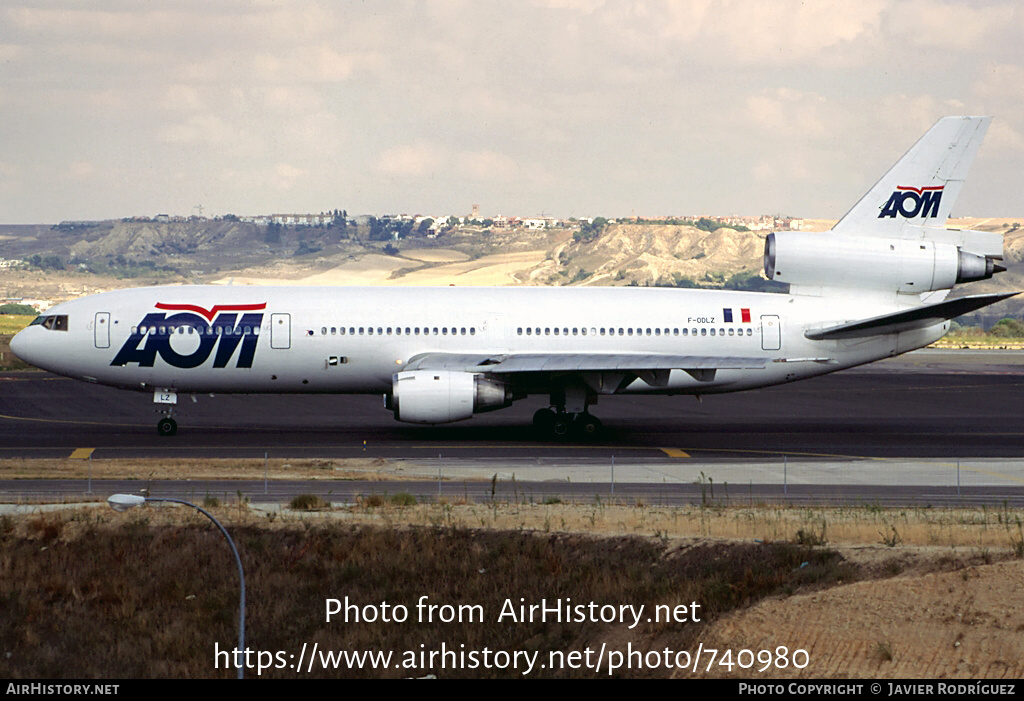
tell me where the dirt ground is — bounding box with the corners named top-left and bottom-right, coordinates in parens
top-left (697, 552), bottom-right (1024, 678)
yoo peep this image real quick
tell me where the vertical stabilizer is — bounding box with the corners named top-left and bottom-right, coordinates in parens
top-left (832, 116), bottom-right (991, 237)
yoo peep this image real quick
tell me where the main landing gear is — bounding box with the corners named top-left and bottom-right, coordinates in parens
top-left (532, 408), bottom-right (603, 439)
top-left (533, 384), bottom-right (604, 439)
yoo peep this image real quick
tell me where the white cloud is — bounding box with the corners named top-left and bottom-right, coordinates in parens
top-left (251, 46), bottom-right (373, 84)
top-left (973, 63), bottom-right (1024, 102)
top-left (883, 0), bottom-right (1014, 51)
top-left (281, 111), bottom-right (345, 157)
top-left (532, 0), bottom-right (607, 12)
top-left (161, 84), bottom-right (205, 112)
top-left (1, 1), bottom-right (1023, 221)
top-left (157, 114), bottom-right (232, 145)
top-left (256, 85), bottom-right (324, 112)
top-left (272, 163), bottom-right (307, 191)
top-left (456, 151), bottom-right (519, 180)
top-left (586, 0), bottom-right (886, 66)
top-left (0, 43), bottom-right (25, 62)
top-left (64, 161), bottom-right (97, 181)
top-left (376, 144), bottom-right (447, 178)
top-left (744, 88), bottom-right (830, 138)
top-left (0, 162), bottom-right (22, 195)
top-left (987, 122), bottom-right (1024, 154)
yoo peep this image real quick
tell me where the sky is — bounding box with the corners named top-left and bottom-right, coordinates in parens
top-left (1, 0), bottom-right (1022, 223)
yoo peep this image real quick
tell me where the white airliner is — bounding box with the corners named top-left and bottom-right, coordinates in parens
top-left (10, 116), bottom-right (1016, 437)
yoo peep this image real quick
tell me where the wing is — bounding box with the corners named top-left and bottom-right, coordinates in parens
top-left (403, 352), bottom-right (767, 390)
top-left (404, 352), bottom-right (766, 372)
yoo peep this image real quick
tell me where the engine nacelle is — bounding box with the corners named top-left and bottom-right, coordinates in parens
top-left (764, 232), bottom-right (1000, 294)
top-left (389, 370), bottom-right (512, 424)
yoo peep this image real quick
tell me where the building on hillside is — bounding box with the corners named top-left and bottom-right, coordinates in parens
top-left (270, 214), bottom-right (333, 227)
top-left (2, 297), bottom-right (52, 311)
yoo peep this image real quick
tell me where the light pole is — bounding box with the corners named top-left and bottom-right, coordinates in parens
top-left (107, 494), bottom-right (247, 679)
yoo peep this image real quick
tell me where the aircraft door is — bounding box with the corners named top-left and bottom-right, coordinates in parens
top-left (270, 313), bottom-right (291, 349)
top-left (483, 313), bottom-right (508, 349)
top-left (761, 315), bottom-right (781, 351)
top-left (94, 312), bottom-right (110, 348)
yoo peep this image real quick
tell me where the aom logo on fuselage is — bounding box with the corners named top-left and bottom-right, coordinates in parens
top-left (111, 303), bottom-right (267, 369)
top-left (878, 185), bottom-right (944, 219)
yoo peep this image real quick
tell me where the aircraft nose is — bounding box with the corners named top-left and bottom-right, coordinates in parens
top-left (9, 328), bottom-right (35, 366)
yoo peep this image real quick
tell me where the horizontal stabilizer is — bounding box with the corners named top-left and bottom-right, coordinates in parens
top-left (804, 292), bottom-right (1019, 340)
top-left (404, 352), bottom-right (767, 374)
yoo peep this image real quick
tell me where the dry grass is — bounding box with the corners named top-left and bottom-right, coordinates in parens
top-left (932, 339), bottom-right (1024, 349)
top-left (0, 506), bottom-right (858, 679)
top-left (5, 468), bottom-right (1024, 552)
top-left (339, 500), bottom-right (1024, 552)
top-left (0, 457), bottom-right (432, 481)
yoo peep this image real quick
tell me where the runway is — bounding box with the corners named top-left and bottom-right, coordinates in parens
top-left (3, 350), bottom-right (1024, 505)
top-left (2, 350), bottom-right (1023, 462)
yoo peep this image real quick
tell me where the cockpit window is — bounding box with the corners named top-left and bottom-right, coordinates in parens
top-left (36, 314), bottom-right (69, 331)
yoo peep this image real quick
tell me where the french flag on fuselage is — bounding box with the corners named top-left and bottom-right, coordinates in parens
top-left (723, 308), bottom-right (752, 323)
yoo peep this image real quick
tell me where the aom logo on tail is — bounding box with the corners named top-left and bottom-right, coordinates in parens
top-left (878, 185), bottom-right (944, 219)
top-left (111, 303), bottom-right (267, 368)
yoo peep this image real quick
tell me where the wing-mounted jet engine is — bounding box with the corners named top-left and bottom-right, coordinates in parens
top-left (387, 370), bottom-right (513, 424)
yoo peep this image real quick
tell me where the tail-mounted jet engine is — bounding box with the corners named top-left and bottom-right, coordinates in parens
top-left (388, 370), bottom-right (513, 424)
top-left (764, 232), bottom-right (1003, 294)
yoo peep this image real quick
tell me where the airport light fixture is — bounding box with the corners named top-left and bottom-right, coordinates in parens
top-left (106, 494), bottom-right (247, 679)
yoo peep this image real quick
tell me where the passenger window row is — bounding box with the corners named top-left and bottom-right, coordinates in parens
top-left (318, 326), bottom-right (476, 337)
top-left (126, 322), bottom-right (752, 339)
top-left (312, 325), bottom-right (753, 338)
top-left (131, 325), bottom-right (258, 336)
top-left (515, 326), bottom-right (754, 338)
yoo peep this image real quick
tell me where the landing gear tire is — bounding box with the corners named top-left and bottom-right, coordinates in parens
top-left (157, 417), bottom-right (177, 437)
top-left (535, 405), bottom-right (604, 440)
top-left (533, 408), bottom-right (556, 430)
top-left (574, 413), bottom-right (602, 438)
top-left (551, 415), bottom-right (572, 437)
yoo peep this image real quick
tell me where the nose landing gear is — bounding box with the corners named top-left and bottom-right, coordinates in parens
top-left (153, 388), bottom-right (179, 437)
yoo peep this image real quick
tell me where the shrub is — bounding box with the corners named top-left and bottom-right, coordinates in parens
top-left (289, 494), bottom-right (329, 511)
top-left (389, 492), bottom-right (417, 507)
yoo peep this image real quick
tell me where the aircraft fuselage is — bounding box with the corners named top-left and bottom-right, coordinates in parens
top-left (11, 284), bottom-right (944, 396)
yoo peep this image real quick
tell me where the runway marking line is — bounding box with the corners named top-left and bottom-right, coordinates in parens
top-left (0, 411), bottom-right (143, 429)
top-left (69, 448), bottom-right (94, 459)
top-left (960, 465), bottom-right (1024, 486)
top-left (0, 376), bottom-right (64, 381)
top-left (660, 448), bottom-right (691, 458)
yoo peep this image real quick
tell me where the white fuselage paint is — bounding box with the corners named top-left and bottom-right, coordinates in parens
top-left (10, 285), bottom-right (946, 397)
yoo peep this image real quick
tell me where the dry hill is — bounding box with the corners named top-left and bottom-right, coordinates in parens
top-left (2, 219), bottom-right (1023, 320)
top-left (538, 223), bottom-right (768, 287)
